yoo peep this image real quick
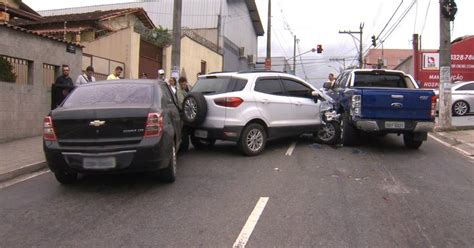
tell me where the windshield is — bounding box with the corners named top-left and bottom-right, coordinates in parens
top-left (63, 83), bottom-right (154, 108)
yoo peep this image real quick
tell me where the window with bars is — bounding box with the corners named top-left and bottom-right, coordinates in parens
top-left (1, 55), bottom-right (32, 84)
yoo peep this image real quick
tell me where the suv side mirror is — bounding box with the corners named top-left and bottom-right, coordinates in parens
top-left (323, 82), bottom-right (333, 90)
top-left (311, 91), bottom-right (320, 103)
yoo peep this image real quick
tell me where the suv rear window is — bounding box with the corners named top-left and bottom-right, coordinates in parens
top-left (354, 72), bottom-right (413, 88)
top-left (192, 77), bottom-right (247, 95)
top-left (63, 83), bottom-right (153, 107)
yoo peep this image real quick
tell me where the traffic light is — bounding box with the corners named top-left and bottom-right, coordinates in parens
top-left (316, 44), bottom-right (323, 53)
top-left (371, 35), bottom-right (377, 47)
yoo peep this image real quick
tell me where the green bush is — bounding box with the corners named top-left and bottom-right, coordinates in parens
top-left (0, 57), bottom-right (16, 83)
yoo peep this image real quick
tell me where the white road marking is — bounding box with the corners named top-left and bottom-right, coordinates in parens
top-left (233, 197), bottom-right (269, 248)
top-left (285, 141), bottom-right (297, 156)
top-left (0, 169), bottom-right (50, 190)
top-left (429, 134), bottom-right (474, 159)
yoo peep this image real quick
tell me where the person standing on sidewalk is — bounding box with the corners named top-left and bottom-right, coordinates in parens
top-left (168, 77), bottom-right (177, 95)
top-left (75, 66), bottom-right (96, 87)
top-left (51, 65), bottom-right (74, 109)
top-left (107, 66), bottom-right (123, 80)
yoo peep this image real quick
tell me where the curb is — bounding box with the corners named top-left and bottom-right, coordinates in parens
top-left (430, 132), bottom-right (474, 157)
top-left (0, 161), bottom-right (47, 183)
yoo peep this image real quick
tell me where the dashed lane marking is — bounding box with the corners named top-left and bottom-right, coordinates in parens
top-left (285, 141), bottom-right (297, 156)
top-left (232, 197), bottom-right (269, 248)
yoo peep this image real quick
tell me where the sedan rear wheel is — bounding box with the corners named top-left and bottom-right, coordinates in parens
top-left (54, 171), bottom-right (78, 185)
top-left (160, 142), bottom-right (177, 183)
top-left (452, 101), bottom-right (469, 116)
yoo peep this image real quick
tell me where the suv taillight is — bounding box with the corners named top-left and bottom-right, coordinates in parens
top-left (144, 113), bottom-right (164, 137)
top-left (431, 95), bottom-right (437, 119)
top-left (214, 97), bottom-right (244, 108)
top-left (43, 116), bottom-right (57, 141)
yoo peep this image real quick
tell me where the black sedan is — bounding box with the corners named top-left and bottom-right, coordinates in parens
top-left (43, 80), bottom-right (182, 184)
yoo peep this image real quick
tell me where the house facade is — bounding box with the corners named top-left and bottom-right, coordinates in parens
top-left (0, 23), bottom-right (82, 142)
top-left (38, 0), bottom-right (264, 72)
top-left (364, 49), bottom-right (412, 69)
top-left (11, 8), bottom-right (160, 80)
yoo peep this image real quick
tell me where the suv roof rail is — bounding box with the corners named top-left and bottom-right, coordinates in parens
top-left (237, 70), bottom-right (287, 74)
top-left (206, 71), bottom-right (235, 75)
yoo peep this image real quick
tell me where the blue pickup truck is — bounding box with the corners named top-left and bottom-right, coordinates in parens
top-left (324, 69), bottom-right (436, 149)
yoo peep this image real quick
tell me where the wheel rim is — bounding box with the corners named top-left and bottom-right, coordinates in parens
top-left (171, 146), bottom-right (177, 175)
top-left (454, 102), bottom-right (468, 115)
top-left (184, 98), bottom-right (198, 121)
top-left (318, 123), bottom-right (336, 141)
top-left (246, 129), bottom-right (263, 152)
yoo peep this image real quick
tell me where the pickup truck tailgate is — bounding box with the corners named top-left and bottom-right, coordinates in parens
top-left (361, 88), bottom-right (434, 120)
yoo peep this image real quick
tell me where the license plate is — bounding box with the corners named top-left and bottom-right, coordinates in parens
top-left (83, 157), bottom-right (116, 169)
top-left (194, 130), bottom-right (208, 139)
top-left (385, 121), bottom-right (405, 129)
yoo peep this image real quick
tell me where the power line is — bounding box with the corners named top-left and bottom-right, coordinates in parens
top-left (420, 0), bottom-right (432, 36)
top-left (375, 0), bottom-right (404, 40)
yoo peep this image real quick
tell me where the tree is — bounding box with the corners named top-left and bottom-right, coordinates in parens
top-left (0, 57), bottom-right (16, 83)
top-left (150, 25), bottom-right (172, 47)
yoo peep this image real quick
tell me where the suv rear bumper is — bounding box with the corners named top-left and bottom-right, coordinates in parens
top-left (354, 119), bottom-right (434, 133)
top-left (190, 125), bottom-right (244, 142)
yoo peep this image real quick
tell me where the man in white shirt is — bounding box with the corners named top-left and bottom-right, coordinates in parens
top-left (75, 66), bottom-right (96, 86)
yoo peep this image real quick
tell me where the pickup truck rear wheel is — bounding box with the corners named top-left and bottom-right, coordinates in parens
top-left (341, 115), bottom-right (359, 146)
top-left (403, 133), bottom-right (423, 149)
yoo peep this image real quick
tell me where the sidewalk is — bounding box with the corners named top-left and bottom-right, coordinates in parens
top-left (431, 129), bottom-right (474, 156)
top-left (0, 136), bottom-right (46, 182)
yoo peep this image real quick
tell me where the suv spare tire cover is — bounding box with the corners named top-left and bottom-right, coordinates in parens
top-left (183, 92), bottom-right (207, 126)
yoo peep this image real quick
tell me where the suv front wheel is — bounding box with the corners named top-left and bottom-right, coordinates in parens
top-left (239, 123), bottom-right (266, 156)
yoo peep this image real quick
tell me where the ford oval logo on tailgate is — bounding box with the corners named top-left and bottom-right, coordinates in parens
top-left (391, 103), bottom-right (403, 109)
top-left (89, 120), bottom-right (106, 127)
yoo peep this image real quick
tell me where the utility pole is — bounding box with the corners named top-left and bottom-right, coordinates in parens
top-left (438, 0), bottom-right (457, 129)
top-left (293, 35), bottom-right (297, 75)
top-left (171, 0), bottom-right (182, 78)
top-left (265, 0), bottom-right (271, 70)
top-left (339, 22), bottom-right (364, 68)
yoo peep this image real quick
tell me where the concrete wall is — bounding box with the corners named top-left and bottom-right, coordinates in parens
top-left (223, 38), bottom-right (252, 71)
top-left (82, 15), bottom-right (142, 79)
top-left (164, 36), bottom-right (223, 86)
top-left (0, 26), bottom-right (82, 142)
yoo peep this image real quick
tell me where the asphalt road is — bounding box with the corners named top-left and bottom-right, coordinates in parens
top-left (1, 135), bottom-right (473, 247)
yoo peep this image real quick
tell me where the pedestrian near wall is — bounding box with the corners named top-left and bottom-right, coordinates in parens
top-left (51, 65), bottom-right (74, 109)
top-left (168, 77), bottom-right (177, 95)
top-left (75, 66), bottom-right (96, 86)
top-left (177, 76), bottom-right (190, 108)
top-left (107, 66), bottom-right (123, 80)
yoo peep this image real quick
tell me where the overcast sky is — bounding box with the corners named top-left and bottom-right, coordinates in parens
top-left (24, 0), bottom-right (472, 84)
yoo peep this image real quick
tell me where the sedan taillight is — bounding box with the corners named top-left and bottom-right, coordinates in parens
top-left (144, 113), bottom-right (164, 137)
top-left (43, 116), bottom-right (57, 141)
top-left (214, 97), bottom-right (244, 108)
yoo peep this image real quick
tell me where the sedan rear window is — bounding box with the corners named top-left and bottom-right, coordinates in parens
top-left (63, 83), bottom-right (153, 107)
top-left (354, 72), bottom-right (414, 88)
top-left (192, 77), bottom-right (247, 95)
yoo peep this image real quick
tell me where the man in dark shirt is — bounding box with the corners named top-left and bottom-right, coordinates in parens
top-left (51, 65), bottom-right (74, 109)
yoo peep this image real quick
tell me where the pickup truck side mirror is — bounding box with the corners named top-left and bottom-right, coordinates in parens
top-left (323, 82), bottom-right (333, 90)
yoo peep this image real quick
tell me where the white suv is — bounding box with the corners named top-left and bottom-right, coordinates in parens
top-left (182, 71), bottom-right (332, 156)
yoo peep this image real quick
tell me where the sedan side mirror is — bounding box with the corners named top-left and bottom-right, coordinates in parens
top-left (323, 82), bottom-right (333, 90)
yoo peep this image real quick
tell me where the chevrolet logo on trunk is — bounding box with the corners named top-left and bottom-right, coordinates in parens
top-left (89, 120), bottom-right (106, 127)
top-left (391, 103), bottom-right (403, 109)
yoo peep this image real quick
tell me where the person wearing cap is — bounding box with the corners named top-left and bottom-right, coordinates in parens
top-left (107, 66), bottom-right (123, 80)
top-left (75, 66), bottom-right (96, 87)
top-left (158, 69), bottom-right (166, 80)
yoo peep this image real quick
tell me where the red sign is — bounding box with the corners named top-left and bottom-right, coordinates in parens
top-left (417, 36), bottom-right (474, 88)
